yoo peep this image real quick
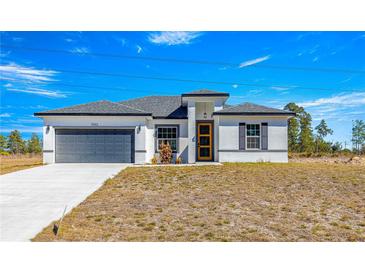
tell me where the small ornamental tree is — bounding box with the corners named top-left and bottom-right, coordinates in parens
top-left (159, 142), bottom-right (172, 164)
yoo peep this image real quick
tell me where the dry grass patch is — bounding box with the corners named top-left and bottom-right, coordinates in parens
top-left (33, 163), bottom-right (365, 242)
top-left (0, 154), bottom-right (43, 175)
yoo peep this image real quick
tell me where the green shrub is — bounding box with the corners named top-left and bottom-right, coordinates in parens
top-left (0, 151), bottom-right (10, 156)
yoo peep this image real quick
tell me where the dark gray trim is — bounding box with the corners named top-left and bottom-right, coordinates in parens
top-left (218, 149), bottom-right (288, 152)
top-left (35, 113), bottom-right (152, 116)
top-left (195, 120), bottom-right (214, 162)
top-left (261, 122), bottom-right (268, 150)
top-left (53, 126), bottom-right (136, 129)
top-left (135, 150), bottom-right (147, 153)
top-left (213, 112), bottom-right (295, 116)
top-left (43, 150), bottom-right (54, 153)
top-left (154, 124), bottom-right (180, 153)
top-left (239, 123), bottom-right (246, 150)
top-left (182, 93), bottom-right (229, 97)
top-left (153, 116), bottom-right (188, 119)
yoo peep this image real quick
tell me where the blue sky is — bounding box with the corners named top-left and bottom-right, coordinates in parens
top-left (1, 31), bottom-right (365, 146)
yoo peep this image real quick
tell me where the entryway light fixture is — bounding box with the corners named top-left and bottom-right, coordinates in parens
top-left (203, 103), bottom-right (207, 119)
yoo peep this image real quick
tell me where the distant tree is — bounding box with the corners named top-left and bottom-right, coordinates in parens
top-left (299, 111), bottom-right (314, 153)
top-left (352, 120), bottom-right (365, 155)
top-left (284, 103), bottom-right (301, 152)
top-left (314, 119), bottom-right (333, 153)
top-left (331, 141), bottom-right (342, 153)
top-left (0, 134), bottom-right (8, 152)
top-left (284, 102), bottom-right (315, 153)
top-left (315, 119), bottom-right (333, 140)
top-left (7, 130), bottom-right (26, 154)
top-left (27, 133), bottom-right (42, 154)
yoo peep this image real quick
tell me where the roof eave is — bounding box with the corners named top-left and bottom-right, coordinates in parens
top-left (212, 112), bottom-right (296, 116)
top-left (34, 113), bottom-right (152, 117)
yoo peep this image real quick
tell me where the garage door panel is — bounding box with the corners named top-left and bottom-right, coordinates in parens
top-left (55, 129), bottom-right (134, 163)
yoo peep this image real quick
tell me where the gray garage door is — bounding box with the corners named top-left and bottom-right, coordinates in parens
top-left (55, 129), bottom-right (134, 163)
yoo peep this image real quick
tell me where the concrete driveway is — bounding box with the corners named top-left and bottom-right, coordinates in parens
top-left (0, 163), bottom-right (129, 241)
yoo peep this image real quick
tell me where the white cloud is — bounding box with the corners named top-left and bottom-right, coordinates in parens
top-left (9, 87), bottom-right (67, 98)
top-left (232, 84), bottom-right (238, 89)
top-left (65, 38), bottom-right (74, 43)
top-left (0, 63), bottom-right (58, 83)
top-left (299, 92), bottom-right (365, 108)
top-left (271, 86), bottom-right (290, 91)
top-left (70, 47), bottom-right (89, 54)
top-left (1, 104), bottom-right (47, 110)
top-left (4, 83), bottom-right (12, 87)
top-left (136, 45), bottom-right (143, 54)
top-left (0, 113), bottom-right (11, 118)
top-left (148, 31), bottom-right (202, 46)
top-left (312, 56), bottom-right (319, 62)
top-left (239, 55), bottom-right (270, 68)
top-left (298, 92), bottom-right (365, 122)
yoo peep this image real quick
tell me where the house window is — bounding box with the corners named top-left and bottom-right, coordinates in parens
top-left (246, 124), bottom-right (260, 149)
top-left (156, 126), bottom-right (178, 152)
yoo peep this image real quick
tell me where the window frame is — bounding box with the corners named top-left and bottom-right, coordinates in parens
top-left (155, 125), bottom-right (179, 153)
top-left (246, 123), bottom-right (261, 150)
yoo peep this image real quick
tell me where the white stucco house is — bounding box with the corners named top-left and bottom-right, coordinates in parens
top-left (35, 89), bottom-right (295, 164)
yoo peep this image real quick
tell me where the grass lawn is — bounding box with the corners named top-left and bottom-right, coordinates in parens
top-left (0, 154), bottom-right (43, 175)
top-left (33, 163), bottom-right (365, 242)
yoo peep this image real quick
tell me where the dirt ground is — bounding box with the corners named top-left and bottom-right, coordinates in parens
top-left (33, 162), bottom-right (365, 242)
top-left (0, 154), bottom-right (43, 175)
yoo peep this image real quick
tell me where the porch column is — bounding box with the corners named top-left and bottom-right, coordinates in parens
top-left (187, 100), bottom-right (196, 163)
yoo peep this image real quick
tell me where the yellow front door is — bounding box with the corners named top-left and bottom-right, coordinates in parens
top-left (197, 123), bottom-right (212, 161)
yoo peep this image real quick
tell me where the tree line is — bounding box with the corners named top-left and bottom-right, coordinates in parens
top-left (0, 130), bottom-right (42, 155)
top-left (284, 102), bottom-right (365, 155)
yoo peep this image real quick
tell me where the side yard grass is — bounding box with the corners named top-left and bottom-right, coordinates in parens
top-left (33, 163), bottom-right (365, 242)
top-left (0, 154), bottom-right (43, 175)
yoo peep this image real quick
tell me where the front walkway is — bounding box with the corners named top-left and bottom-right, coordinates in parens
top-left (0, 163), bottom-right (129, 241)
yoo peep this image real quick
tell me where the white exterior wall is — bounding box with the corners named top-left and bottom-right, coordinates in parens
top-left (147, 119), bottom-right (189, 163)
top-left (187, 101), bottom-right (196, 163)
top-left (218, 115), bottom-right (289, 163)
top-left (41, 116), bottom-right (148, 164)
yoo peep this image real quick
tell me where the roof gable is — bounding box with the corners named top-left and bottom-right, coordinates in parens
top-left (119, 96), bottom-right (187, 119)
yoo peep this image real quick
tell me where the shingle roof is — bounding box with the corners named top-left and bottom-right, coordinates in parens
top-left (213, 102), bottom-right (295, 116)
top-left (182, 89), bottom-right (229, 97)
top-left (119, 96), bottom-right (187, 119)
top-left (34, 100), bottom-right (151, 116)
